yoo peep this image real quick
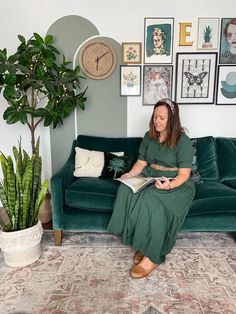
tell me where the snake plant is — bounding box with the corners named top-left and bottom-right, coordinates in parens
top-left (0, 138), bottom-right (48, 231)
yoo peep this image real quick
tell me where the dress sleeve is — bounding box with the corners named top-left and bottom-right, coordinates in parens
top-left (138, 132), bottom-right (149, 161)
top-left (176, 134), bottom-right (193, 168)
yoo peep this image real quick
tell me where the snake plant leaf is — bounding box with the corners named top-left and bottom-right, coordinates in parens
top-left (32, 179), bottom-right (49, 225)
top-left (6, 156), bottom-right (16, 221)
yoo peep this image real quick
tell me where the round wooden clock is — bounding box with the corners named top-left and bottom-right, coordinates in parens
top-left (79, 38), bottom-right (117, 80)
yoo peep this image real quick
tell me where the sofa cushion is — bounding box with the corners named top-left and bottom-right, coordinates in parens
top-left (76, 135), bottom-right (142, 156)
top-left (216, 137), bottom-right (236, 181)
top-left (65, 178), bottom-right (120, 212)
top-left (221, 180), bottom-right (236, 190)
top-left (189, 181), bottom-right (236, 216)
top-left (73, 147), bottom-right (104, 177)
top-left (190, 139), bottom-right (202, 183)
top-left (100, 152), bottom-right (134, 179)
top-left (194, 136), bottom-right (219, 181)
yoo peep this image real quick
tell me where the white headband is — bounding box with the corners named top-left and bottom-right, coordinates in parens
top-left (163, 99), bottom-right (175, 114)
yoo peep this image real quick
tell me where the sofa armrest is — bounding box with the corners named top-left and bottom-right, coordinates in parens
top-left (51, 156), bottom-right (75, 229)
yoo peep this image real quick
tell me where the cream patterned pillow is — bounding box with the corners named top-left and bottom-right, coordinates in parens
top-left (73, 147), bottom-right (105, 177)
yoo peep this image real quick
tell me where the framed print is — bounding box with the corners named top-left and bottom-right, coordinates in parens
top-left (216, 65), bottom-right (236, 104)
top-left (144, 17), bottom-right (174, 64)
top-left (122, 42), bottom-right (142, 64)
top-left (197, 18), bottom-right (220, 50)
top-left (175, 52), bottom-right (217, 104)
top-left (120, 65), bottom-right (141, 96)
top-left (219, 18), bottom-right (236, 64)
top-left (143, 65), bottom-right (173, 105)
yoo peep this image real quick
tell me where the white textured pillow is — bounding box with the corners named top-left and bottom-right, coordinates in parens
top-left (74, 147), bottom-right (105, 177)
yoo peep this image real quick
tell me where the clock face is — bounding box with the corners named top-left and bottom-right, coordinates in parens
top-left (79, 39), bottom-right (117, 80)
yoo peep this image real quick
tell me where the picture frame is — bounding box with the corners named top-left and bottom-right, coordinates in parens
top-left (219, 18), bottom-right (236, 64)
top-left (121, 42), bottom-right (142, 64)
top-left (120, 65), bottom-right (141, 96)
top-left (144, 17), bottom-right (174, 64)
top-left (197, 17), bottom-right (220, 50)
top-left (216, 65), bottom-right (236, 105)
top-left (175, 52), bottom-right (217, 104)
top-left (143, 65), bottom-right (173, 105)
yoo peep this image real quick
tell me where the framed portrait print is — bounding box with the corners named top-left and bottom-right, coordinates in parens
top-left (120, 65), bottom-right (141, 96)
top-left (175, 52), bottom-right (217, 104)
top-left (219, 18), bottom-right (236, 64)
top-left (143, 65), bottom-right (173, 105)
top-left (144, 17), bottom-right (174, 64)
top-left (122, 42), bottom-right (142, 64)
top-left (216, 65), bottom-right (236, 104)
top-left (197, 18), bottom-right (220, 50)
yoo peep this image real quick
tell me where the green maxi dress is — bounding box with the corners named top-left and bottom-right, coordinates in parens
top-left (107, 132), bottom-right (196, 265)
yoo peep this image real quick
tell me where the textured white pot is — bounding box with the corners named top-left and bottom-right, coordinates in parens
top-left (0, 220), bottom-right (43, 267)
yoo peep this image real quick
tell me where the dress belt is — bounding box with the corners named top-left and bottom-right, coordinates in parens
top-left (150, 163), bottom-right (178, 172)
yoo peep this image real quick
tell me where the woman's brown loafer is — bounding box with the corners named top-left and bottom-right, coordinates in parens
top-left (130, 264), bottom-right (157, 279)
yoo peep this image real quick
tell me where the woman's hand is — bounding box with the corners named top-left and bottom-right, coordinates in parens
top-left (120, 172), bottom-right (133, 179)
top-left (155, 177), bottom-right (171, 190)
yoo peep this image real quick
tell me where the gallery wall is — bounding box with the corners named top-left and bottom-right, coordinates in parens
top-left (0, 0), bottom-right (236, 188)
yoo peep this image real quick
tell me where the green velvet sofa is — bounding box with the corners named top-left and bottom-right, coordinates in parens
top-left (51, 135), bottom-right (236, 245)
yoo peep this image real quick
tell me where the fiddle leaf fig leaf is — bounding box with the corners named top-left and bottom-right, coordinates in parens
top-left (44, 35), bottom-right (53, 45)
top-left (18, 35), bottom-right (26, 43)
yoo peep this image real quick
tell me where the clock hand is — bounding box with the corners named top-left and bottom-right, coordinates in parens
top-left (95, 56), bottom-right (99, 71)
top-left (95, 51), bottom-right (109, 63)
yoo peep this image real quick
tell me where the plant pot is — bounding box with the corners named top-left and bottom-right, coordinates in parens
top-left (0, 220), bottom-right (43, 267)
top-left (202, 42), bottom-right (213, 48)
top-left (39, 192), bottom-right (52, 224)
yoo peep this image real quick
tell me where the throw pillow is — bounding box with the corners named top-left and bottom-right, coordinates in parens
top-left (100, 152), bottom-right (134, 179)
top-left (73, 147), bottom-right (104, 177)
top-left (190, 139), bottom-right (202, 183)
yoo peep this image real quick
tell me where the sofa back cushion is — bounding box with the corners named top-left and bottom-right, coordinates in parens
top-left (76, 135), bottom-right (142, 158)
top-left (216, 137), bottom-right (236, 181)
top-left (194, 136), bottom-right (219, 181)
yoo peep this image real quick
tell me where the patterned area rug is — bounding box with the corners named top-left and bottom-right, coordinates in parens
top-left (0, 232), bottom-right (236, 314)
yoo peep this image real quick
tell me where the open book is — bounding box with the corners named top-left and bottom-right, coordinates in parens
top-left (116, 175), bottom-right (174, 193)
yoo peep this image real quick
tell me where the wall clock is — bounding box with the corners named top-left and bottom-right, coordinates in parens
top-left (79, 38), bottom-right (117, 80)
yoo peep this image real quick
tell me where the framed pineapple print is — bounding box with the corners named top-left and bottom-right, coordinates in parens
top-left (197, 18), bottom-right (220, 50)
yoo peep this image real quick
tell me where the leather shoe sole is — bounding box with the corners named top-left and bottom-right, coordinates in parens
top-left (130, 264), bottom-right (157, 279)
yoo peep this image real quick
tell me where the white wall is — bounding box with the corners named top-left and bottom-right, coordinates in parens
top-left (0, 0), bottom-right (236, 186)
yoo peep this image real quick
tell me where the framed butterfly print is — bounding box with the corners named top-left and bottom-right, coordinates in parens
top-left (175, 52), bottom-right (217, 104)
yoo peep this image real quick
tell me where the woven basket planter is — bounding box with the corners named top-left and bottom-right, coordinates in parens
top-left (0, 220), bottom-right (43, 267)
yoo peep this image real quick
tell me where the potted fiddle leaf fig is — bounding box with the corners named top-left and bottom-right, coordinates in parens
top-left (0, 32), bottom-right (87, 225)
top-left (0, 32), bottom-right (87, 154)
top-left (0, 139), bottom-right (48, 267)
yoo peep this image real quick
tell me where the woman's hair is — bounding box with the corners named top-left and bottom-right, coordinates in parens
top-left (149, 99), bottom-right (184, 147)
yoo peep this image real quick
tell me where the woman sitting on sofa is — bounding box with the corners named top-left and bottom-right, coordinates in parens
top-left (108, 99), bottom-right (196, 279)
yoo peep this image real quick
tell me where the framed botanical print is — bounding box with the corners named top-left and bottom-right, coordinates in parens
top-left (120, 65), bottom-right (141, 96)
top-left (122, 42), bottom-right (142, 64)
top-left (175, 52), bottom-right (217, 104)
top-left (143, 65), bottom-right (173, 105)
top-left (197, 18), bottom-right (220, 50)
top-left (144, 17), bottom-right (174, 64)
top-left (216, 65), bottom-right (236, 104)
top-left (219, 18), bottom-right (236, 64)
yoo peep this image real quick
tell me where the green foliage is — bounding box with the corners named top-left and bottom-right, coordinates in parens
top-left (0, 139), bottom-right (48, 231)
top-left (203, 26), bottom-right (212, 43)
top-left (108, 158), bottom-right (126, 179)
top-left (0, 33), bottom-right (87, 153)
